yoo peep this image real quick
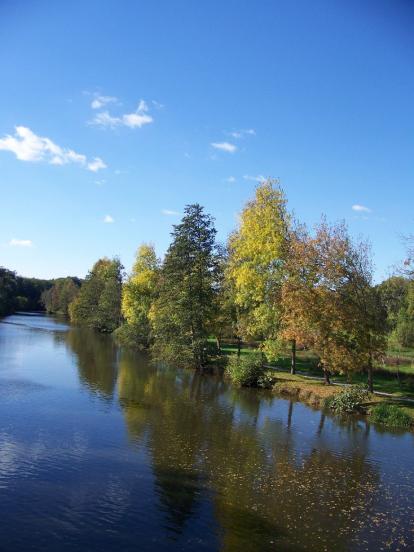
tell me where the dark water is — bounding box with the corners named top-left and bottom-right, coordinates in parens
top-left (0, 314), bottom-right (413, 552)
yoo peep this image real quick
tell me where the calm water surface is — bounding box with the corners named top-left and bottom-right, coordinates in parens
top-left (0, 313), bottom-right (413, 551)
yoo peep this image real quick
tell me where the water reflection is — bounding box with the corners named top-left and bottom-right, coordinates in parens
top-left (115, 350), bottom-right (381, 551)
top-left (61, 328), bottom-right (119, 400)
top-left (2, 315), bottom-right (412, 552)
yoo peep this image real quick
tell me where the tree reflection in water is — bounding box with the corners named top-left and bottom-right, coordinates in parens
top-left (115, 350), bottom-right (380, 552)
top-left (62, 333), bottom-right (411, 552)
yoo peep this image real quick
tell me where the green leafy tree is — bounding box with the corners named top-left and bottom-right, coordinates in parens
top-left (392, 281), bottom-right (414, 347)
top-left (150, 204), bottom-right (219, 368)
top-left (41, 277), bottom-right (81, 315)
top-left (0, 267), bottom-right (18, 316)
top-left (376, 276), bottom-right (409, 332)
top-left (117, 244), bottom-right (160, 349)
top-left (69, 258), bottom-right (123, 332)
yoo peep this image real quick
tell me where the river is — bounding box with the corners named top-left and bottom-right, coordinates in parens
top-left (0, 313), bottom-right (413, 551)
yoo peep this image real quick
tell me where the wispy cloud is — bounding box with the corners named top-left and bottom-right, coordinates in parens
top-left (90, 99), bottom-right (153, 129)
top-left (211, 141), bottom-right (237, 153)
top-left (103, 215), bottom-right (114, 223)
top-left (91, 94), bottom-right (117, 110)
top-left (243, 174), bottom-right (266, 182)
top-left (151, 100), bottom-right (164, 109)
top-left (225, 176), bottom-right (236, 183)
top-left (352, 204), bottom-right (371, 213)
top-left (162, 209), bottom-right (180, 216)
top-left (229, 128), bottom-right (256, 139)
top-left (0, 126), bottom-right (106, 172)
top-left (9, 238), bottom-right (32, 247)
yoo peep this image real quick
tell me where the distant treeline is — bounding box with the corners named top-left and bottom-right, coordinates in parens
top-left (0, 269), bottom-right (81, 317)
top-left (0, 268), bottom-right (53, 316)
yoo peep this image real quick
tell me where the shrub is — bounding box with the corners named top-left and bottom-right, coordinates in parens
top-left (370, 403), bottom-right (411, 428)
top-left (326, 384), bottom-right (370, 414)
top-left (115, 323), bottom-right (149, 350)
top-left (225, 353), bottom-right (265, 387)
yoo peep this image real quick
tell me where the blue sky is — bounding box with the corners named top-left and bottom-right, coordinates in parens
top-left (0, 0), bottom-right (412, 282)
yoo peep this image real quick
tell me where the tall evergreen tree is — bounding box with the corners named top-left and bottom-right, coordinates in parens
top-left (150, 204), bottom-right (219, 368)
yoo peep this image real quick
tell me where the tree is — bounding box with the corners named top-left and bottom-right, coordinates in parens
top-left (376, 276), bottom-right (409, 332)
top-left (41, 277), bottom-right (81, 315)
top-left (69, 258), bottom-right (123, 332)
top-left (117, 244), bottom-right (160, 349)
top-left (0, 268), bottom-right (53, 316)
top-left (0, 267), bottom-right (18, 316)
top-left (149, 204), bottom-right (219, 368)
top-left (281, 219), bottom-right (387, 389)
top-left (392, 281), bottom-right (414, 348)
top-left (226, 180), bottom-right (291, 363)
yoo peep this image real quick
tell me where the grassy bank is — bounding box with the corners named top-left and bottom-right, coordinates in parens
top-left (213, 340), bottom-right (414, 400)
top-left (217, 342), bottom-right (414, 429)
top-left (267, 371), bottom-right (414, 429)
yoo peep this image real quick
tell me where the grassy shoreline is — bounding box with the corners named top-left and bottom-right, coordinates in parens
top-left (266, 370), bottom-right (414, 429)
top-left (216, 343), bottom-right (414, 429)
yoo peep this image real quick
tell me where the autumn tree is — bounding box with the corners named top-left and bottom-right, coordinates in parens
top-left (69, 257), bottom-right (123, 332)
top-left (149, 204), bottom-right (219, 368)
top-left (117, 243), bottom-right (160, 349)
top-left (226, 180), bottom-right (291, 362)
top-left (281, 220), bottom-right (387, 388)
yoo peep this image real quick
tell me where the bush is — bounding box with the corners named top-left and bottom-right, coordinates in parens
top-left (326, 385), bottom-right (370, 414)
top-left (115, 323), bottom-right (149, 350)
top-left (225, 353), bottom-right (265, 387)
top-left (370, 403), bottom-right (411, 428)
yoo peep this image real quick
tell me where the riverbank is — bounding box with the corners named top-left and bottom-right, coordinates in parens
top-left (267, 370), bottom-right (414, 429)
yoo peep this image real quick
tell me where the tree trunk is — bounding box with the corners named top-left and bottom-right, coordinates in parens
top-left (367, 353), bottom-right (374, 393)
top-left (216, 337), bottom-right (221, 354)
top-left (323, 368), bottom-right (331, 385)
top-left (290, 339), bottom-right (296, 375)
top-left (237, 337), bottom-right (241, 357)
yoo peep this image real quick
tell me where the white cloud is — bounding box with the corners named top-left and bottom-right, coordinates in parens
top-left (9, 239), bottom-right (32, 247)
top-left (229, 128), bottom-right (256, 139)
top-left (88, 157), bottom-right (107, 172)
top-left (243, 174), bottom-right (266, 182)
top-left (211, 141), bottom-right (237, 153)
top-left (90, 100), bottom-right (153, 129)
top-left (103, 215), bottom-right (114, 223)
top-left (91, 95), bottom-right (117, 109)
top-left (352, 204), bottom-right (371, 213)
top-left (161, 209), bottom-right (180, 216)
top-left (225, 176), bottom-right (236, 183)
top-left (0, 126), bottom-right (106, 172)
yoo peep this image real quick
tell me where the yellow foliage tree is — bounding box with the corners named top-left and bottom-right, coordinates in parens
top-left (118, 243), bottom-right (160, 349)
top-left (226, 180), bottom-right (290, 358)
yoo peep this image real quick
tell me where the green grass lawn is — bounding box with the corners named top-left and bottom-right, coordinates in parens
top-left (213, 340), bottom-right (414, 400)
